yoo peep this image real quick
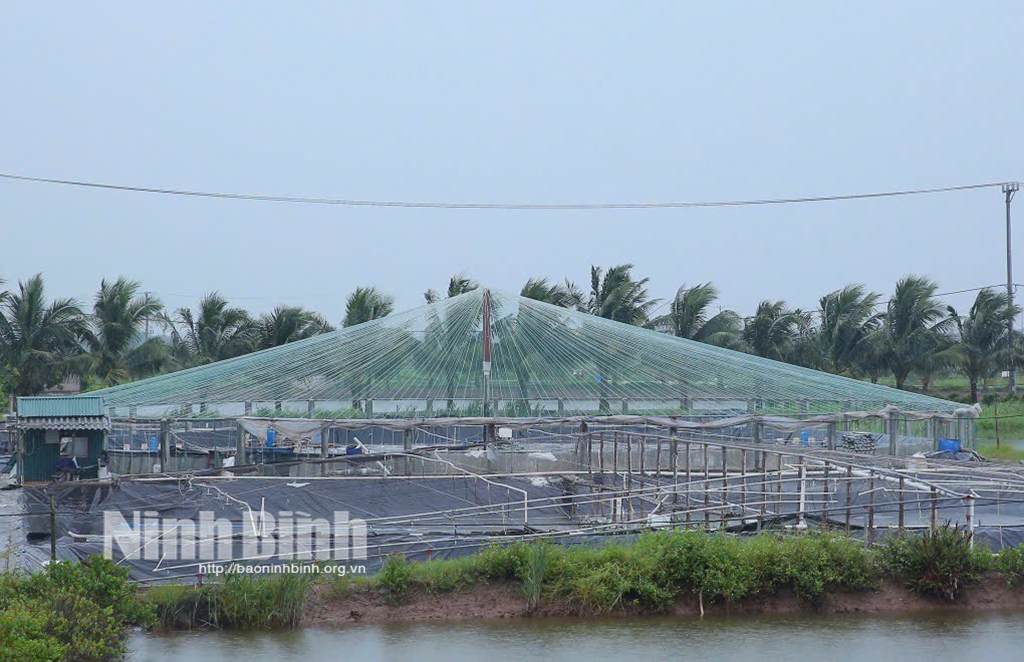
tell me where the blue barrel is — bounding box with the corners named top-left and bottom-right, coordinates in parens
top-left (800, 431), bottom-right (810, 446)
top-left (149, 436), bottom-right (158, 451)
top-left (267, 429), bottom-right (276, 448)
top-left (939, 438), bottom-right (961, 453)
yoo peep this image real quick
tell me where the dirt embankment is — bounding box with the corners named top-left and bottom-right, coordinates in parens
top-left (307, 577), bottom-right (1024, 626)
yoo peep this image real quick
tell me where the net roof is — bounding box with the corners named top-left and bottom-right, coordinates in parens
top-left (90, 289), bottom-right (959, 417)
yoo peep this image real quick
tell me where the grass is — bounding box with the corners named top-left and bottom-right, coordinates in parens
top-left (143, 570), bottom-right (315, 630)
top-left (976, 443), bottom-right (1024, 462)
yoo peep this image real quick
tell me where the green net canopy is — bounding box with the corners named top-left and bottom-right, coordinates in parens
top-left (90, 289), bottom-right (959, 418)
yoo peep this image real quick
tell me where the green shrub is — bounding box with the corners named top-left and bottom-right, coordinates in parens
top-left (378, 555), bottom-right (413, 605)
top-left (995, 545), bottom-right (1024, 586)
top-left (475, 543), bottom-right (529, 581)
top-left (0, 557), bottom-right (154, 660)
top-left (880, 524), bottom-right (988, 601)
top-left (0, 603), bottom-right (66, 662)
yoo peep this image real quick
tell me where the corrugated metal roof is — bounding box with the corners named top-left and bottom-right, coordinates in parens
top-left (17, 415), bottom-right (111, 431)
top-left (17, 395), bottom-right (106, 418)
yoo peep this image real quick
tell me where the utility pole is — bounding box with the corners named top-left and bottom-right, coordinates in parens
top-left (1006, 182), bottom-right (1019, 394)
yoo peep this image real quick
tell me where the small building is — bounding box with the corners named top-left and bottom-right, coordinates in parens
top-left (15, 396), bottom-right (109, 483)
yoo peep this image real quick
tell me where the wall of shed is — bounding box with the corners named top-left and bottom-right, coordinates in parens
top-left (22, 429), bottom-right (103, 482)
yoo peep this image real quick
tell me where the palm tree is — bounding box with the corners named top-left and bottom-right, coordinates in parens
top-left (158, 293), bottom-right (255, 366)
top-left (81, 278), bottom-right (168, 386)
top-left (520, 277), bottom-right (584, 309)
top-left (343, 287), bottom-right (394, 327)
top-left (425, 274), bottom-right (478, 303)
top-left (0, 274), bottom-right (85, 396)
top-left (785, 309), bottom-right (822, 368)
top-left (874, 275), bottom-right (950, 390)
top-left (947, 288), bottom-right (1019, 403)
top-left (742, 300), bottom-right (796, 360)
top-left (255, 305), bottom-right (333, 348)
top-left (817, 284), bottom-right (881, 374)
top-left (586, 265), bottom-right (659, 325)
top-left (646, 282), bottom-right (741, 348)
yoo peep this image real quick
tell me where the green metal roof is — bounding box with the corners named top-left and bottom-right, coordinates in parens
top-left (17, 395), bottom-right (106, 417)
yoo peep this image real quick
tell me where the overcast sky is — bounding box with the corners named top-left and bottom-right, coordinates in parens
top-left (1, 2), bottom-right (1021, 324)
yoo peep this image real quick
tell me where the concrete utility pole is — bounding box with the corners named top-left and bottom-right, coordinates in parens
top-left (1006, 182), bottom-right (1019, 394)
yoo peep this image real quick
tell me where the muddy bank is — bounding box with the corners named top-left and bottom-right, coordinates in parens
top-left (307, 577), bottom-right (1024, 626)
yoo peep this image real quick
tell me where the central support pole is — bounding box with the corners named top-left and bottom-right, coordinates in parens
top-left (482, 289), bottom-right (493, 440)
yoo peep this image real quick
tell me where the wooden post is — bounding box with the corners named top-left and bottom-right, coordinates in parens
top-left (613, 433), bottom-right (619, 475)
top-left (321, 424), bottom-right (330, 458)
top-left (583, 422), bottom-right (592, 475)
top-left (930, 487), bottom-right (938, 531)
top-left (49, 492), bottom-right (57, 564)
top-left (639, 436), bottom-right (646, 481)
top-left (845, 466), bottom-right (852, 533)
top-left (758, 451), bottom-right (766, 529)
top-left (655, 435), bottom-right (661, 478)
top-left (821, 462), bottom-right (830, 530)
top-left (741, 448), bottom-right (747, 525)
top-left (599, 432), bottom-right (605, 475)
top-left (827, 422), bottom-right (837, 451)
top-left (275, 401), bottom-right (282, 414)
top-left (932, 415), bottom-right (942, 452)
top-left (244, 401), bottom-right (252, 416)
top-left (403, 428), bottom-right (413, 475)
top-left (888, 411), bottom-right (899, 455)
top-left (307, 400), bottom-right (315, 417)
top-left (16, 427), bottom-right (25, 487)
top-left (684, 441), bottom-right (691, 524)
top-left (721, 446), bottom-right (728, 531)
top-left (867, 475), bottom-right (875, 545)
top-left (159, 419), bottom-right (171, 471)
top-left (671, 429), bottom-right (679, 508)
top-left (236, 421), bottom-right (246, 465)
top-left (703, 443), bottom-right (711, 527)
top-left (626, 435), bottom-right (633, 516)
top-left (898, 475), bottom-right (905, 537)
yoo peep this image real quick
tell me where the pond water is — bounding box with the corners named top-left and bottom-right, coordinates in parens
top-left (130, 610), bottom-right (1024, 661)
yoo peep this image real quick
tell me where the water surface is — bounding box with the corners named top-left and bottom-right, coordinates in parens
top-left (130, 610), bottom-right (1024, 661)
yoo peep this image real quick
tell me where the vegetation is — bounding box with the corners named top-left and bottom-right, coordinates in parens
top-left (948, 289), bottom-right (1020, 403)
top-left (879, 524), bottom-right (989, 601)
top-left (585, 264), bottom-right (659, 325)
top-left (0, 275), bottom-right (85, 398)
top-left (254, 306), bottom-right (333, 350)
top-left (0, 270), bottom-right (1021, 413)
top-left (0, 557), bottom-right (154, 661)
top-left (145, 571), bottom-right (314, 630)
top-left (80, 278), bottom-right (167, 386)
top-left (10, 532), bottom-right (1024, 656)
top-left (343, 286), bottom-right (394, 328)
top-left (645, 282), bottom-right (741, 348)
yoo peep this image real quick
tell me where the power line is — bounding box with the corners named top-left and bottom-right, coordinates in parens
top-left (0, 171), bottom-right (1014, 211)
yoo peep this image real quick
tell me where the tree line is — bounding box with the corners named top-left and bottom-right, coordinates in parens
top-left (0, 266), bottom-right (1017, 405)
